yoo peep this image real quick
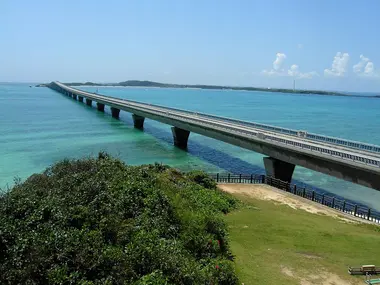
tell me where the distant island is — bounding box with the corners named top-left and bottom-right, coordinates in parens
top-left (36, 81), bottom-right (380, 98)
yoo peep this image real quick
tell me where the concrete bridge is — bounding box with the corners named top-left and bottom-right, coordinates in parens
top-left (49, 81), bottom-right (380, 191)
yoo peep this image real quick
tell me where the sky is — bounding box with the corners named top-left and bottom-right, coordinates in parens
top-left (1, 0), bottom-right (380, 92)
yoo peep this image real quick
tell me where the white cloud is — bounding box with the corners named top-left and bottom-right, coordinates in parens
top-left (299, 71), bottom-right (319, 79)
top-left (262, 54), bottom-right (317, 79)
top-left (324, 52), bottom-right (350, 77)
top-left (287, 64), bottom-right (318, 79)
top-left (261, 69), bottom-right (278, 76)
top-left (364, 61), bottom-right (374, 75)
top-left (288, 64), bottom-right (299, 77)
top-left (261, 53), bottom-right (287, 76)
top-left (273, 53), bottom-right (286, 71)
top-left (352, 54), bottom-right (378, 78)
top-left (353, 54), bottom-right (369, 74)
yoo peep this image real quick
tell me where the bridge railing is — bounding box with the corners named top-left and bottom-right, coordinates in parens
top-left (54, 82), bottom-right (380, 154)
top-left (52, 83), bottom-right (380, 168)
top-left (155, 106), bottom-right (380, 167)
top-left (209, 173), bottom-right (380, 224)
top-left (305, 133), bottom-right (380, 153)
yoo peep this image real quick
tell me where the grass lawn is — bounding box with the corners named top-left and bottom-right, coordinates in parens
top-left (225, 193), bottom-right (380, 285)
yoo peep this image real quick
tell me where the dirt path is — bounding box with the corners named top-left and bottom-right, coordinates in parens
top-left (218, 183), bottom-right (374, 225)
top-left (281, 266), bottom-right (363, 285)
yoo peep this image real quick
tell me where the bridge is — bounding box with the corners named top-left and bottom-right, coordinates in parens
top-left (49, 81), bottom-right (380, 191)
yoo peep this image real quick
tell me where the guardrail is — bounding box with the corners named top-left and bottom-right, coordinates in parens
top-left (210, 173), bottom-right (380, 224)
top-left (54, 82), bottom-right (380, 154)
top-left (51, 82), bottom-right (380, 168)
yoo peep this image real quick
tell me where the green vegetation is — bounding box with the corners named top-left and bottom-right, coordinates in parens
top-left (0, 154), bottom-right (238, 285)
top-left (3, 155), bottom-right (379, 285)
top-left (37, 81), bottom-right (380, 98)
top-left (225, 193), bottom-right (380, 285)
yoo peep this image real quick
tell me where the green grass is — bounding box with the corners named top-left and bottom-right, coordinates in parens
top-left (225, 193), bottom-right (380, 285)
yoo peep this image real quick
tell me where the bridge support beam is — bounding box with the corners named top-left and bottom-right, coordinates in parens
top-left (132, 114), bottom-right (145, 129)
top-left (86, 99), bottom-right (92, 106)
top-left (97, 102), bottom-right (105, 112)
top-left (171, 127), bottom-right (190, 149)
top-left (78, 96), bottom-right (83, 102)
top-left (72, 94), bottom-right (77, 100)
top-left (111, 107), bottom-right (120, 119)
top-left (263, 157), bottom-right (295, 183)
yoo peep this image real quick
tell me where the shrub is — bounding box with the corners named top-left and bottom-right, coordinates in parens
top-left (186, 170), bottom-right (217, 190)
top-left (0, 154), bottom-right (238, 284)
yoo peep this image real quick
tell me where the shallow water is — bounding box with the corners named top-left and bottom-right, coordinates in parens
top-left (1, 83), bottom-right (380, 210)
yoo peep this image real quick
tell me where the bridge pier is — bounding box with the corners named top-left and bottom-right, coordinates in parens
top-left (111, 107), bottom-right (120, 119)
top-left (132, 114), bottom-right (145, 129)
top-left (263, 157), bottom-right (295, 183)
top-left (97, 102), bottom-right (105, 112)
top-left (171, 127), bottom-right (190, 149)
top-left (78, 96), bottom-right (83, 102)
top-left (72, 94), bottom-right (77, 100)
top-left (86, 99), bottom-right (92, 106)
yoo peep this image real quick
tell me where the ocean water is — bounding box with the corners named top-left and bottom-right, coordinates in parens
top-left (1, 83), bottom-right (380, 210)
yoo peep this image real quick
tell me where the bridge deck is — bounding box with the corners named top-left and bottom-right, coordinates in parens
top-left (52, 81), bottom-right (380, 171)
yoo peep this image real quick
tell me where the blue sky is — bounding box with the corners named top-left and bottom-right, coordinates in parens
top-left (1, 0), bottom-right (380, 92)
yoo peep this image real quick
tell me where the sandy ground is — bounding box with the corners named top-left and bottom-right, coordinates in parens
top-left (281, 266), bottom-right (363, 285)
top-left (218, 183), bottom-right (376, 225)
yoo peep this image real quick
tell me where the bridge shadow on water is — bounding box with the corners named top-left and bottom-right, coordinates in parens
top-left (142, 124), bottom-right (265, 175)
top-left (67, 99), bottom-right (264, 174)
top-left (65, 96), bottom-right (373, 210)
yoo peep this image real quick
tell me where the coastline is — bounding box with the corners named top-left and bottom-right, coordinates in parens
top-left (36, 82), bottom-right (380, 98)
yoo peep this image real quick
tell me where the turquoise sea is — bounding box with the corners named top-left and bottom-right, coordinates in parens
top-left (1, 83), bottom-right (380, 210)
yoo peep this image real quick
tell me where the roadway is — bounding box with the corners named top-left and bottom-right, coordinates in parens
top-left (49, 81), bottom-right (380, 191)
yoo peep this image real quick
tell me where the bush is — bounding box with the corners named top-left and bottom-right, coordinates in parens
top-left (186, 170), bottom-right (217, 190)
top-left (0, 154), bottom-right (238, 284)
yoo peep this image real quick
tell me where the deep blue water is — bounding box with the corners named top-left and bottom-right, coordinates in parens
top-left (1, 83), bottom-right (380, 210)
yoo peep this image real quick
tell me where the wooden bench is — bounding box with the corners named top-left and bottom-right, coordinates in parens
top-left (348, 265), bottom-right (380, 275)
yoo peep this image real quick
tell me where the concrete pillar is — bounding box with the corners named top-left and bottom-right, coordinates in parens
top-left (97, 102), bottom-right (105, 112)
top-left (132, 114), bottom-right (145, 129)
top-left (263, 157), bottom-right (295, 183)
top-left (72, 94), bottom-right (77, 100)
top-left (171, 127), bottom-right (190, 149)
top-left (78, 96), bottom-right (84, 102)
top-left (111, 107), bottom-right (120, 118)
top-left (86, 98), bottom-right (92, 106)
